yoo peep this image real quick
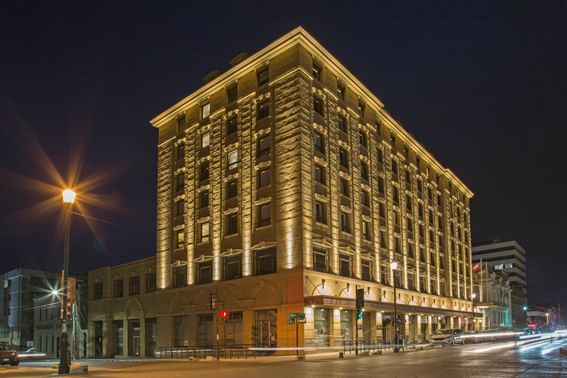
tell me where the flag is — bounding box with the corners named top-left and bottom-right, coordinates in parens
top-left (473, 263), bottom-right (481, 273)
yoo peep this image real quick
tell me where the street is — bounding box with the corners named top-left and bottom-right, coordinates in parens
top-left (2, 339), bottom-right (567, 377)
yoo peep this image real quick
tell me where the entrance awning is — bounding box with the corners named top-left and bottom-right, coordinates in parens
top-left (304, 295), bottom-right (477, 318)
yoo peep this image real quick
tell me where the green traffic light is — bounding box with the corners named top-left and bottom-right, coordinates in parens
top-left (357, 311), bottom-right (364, 320)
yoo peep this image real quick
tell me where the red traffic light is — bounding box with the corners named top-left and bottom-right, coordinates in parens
top-left (219, 310), bottom-right (230, 321)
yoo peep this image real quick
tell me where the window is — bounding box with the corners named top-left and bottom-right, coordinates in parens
top-left (360, 161), bottom-right (369, 181)
top-left (176, 173), bottom-right (184, 192)
top-left (227, 180), bottom-right (237, 198)
top-left (176, 144), bottom-right (185, 160)
top-left (361, 259), bottom-right (372, 281)
top-left (129, 276), bottom-right (140, 296)
top-left (377, 149), bottom-right (384, 164)
top-left (258, 203), bottom-right (271, 227)
top-left (381, 265), bottom-right (389, 285)
top-left (404, 146), bottom-right (409, 159)
top-left (315, 201), bottom-right (326, 224)
top-left (359, 131), bottom-right (368, 148)
top-left (199, 162), bottom-right (209, 181)
top-left (255, 247), bottom-right (276, 275)
top-left (257, 67), bottom-right (269, 86)
top-left (380, 230), bottom-right (387, 248)
top-left (175, 229), bottom-right (185, 249)
top-left (339, 148), bottom-right (349, 168)
top-left (226, 214), bottom-right (238, 235)
top-left (340, 212), bottom-right (350, 233)
top-left (314, 131), bottom-right (325, 153)
top-left (361, 190), bottom-right (370, 207)
top-left (405, 170), bottom-right (411, 186)
top-left (200, 223), bottom-right (210, 243)
top-left (197, 261), bottom-right (212, 284)
top-left (313, 97), bottom-right (323, 115)
top-left (362, 221), bottom-right (372, 241)
top-left (177, 115), bottom-right (185, 134)
top-left (257, 101), bottom-right (270, 119)
top-left (338, 115), bottom-right (347, 133)
top-left (227, 117), bottom-right (238, 134)
top-left (314, 165), bottom-right (325, 184)
top-left (417, 180), bottom-right (423, 195)
top-left (145, 272), bottom-right (156, 293)
top-left (313, 247), bottom-right (327, 272)
top-left (113, 279), bottom-right (123, 298)
top-left (201, 103), bottom-right (210, 119)
top-left (257, 136), bottom-right (270, 157)
top-left (224, 255), bottom-right (241, 280)
top-left (201, 133), bottom-right (210, 148)
top-left (340, 178), bottom-right (349, 197)
top-left (339, 253), bottom-right (351, 277)
top-left (377, 177), bottom-right (385, 196)
top-left (392, 159), bottom-right (399, 176)
top-left (94, 282), bottom-right (103, 299)
top-left (358, 101), bottom-right (365, 117)
top-left (337, 83), bottom-right (345, 100)
top-left (173, 265), bottom-right (186, 288)
top-left (200, 191), bottom-right (209, 208)
top-left (312, 64), bottom-right (321, 80)
top-left (393, 186), bottom-right (400, 205)
top-left (390, 133), bottom-right (397, 147)
top-left (175, 200), bottom-right (185, 217)
top-left (258, 169), bottom-right (270, 187)
top-left (228, 150), bottom-right (239, 170)
top-left (379, 203), bottom-right (387, 223)
top-left (227, 86), bottom-right (237, 103)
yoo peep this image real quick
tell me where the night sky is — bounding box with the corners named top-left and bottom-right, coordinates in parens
top-left (1, 1), bottom-right (566, 306)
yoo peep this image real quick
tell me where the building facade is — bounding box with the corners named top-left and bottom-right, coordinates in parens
top-left (0, 268), bottom-right (58, 349)
top-left (472, 240), bottom-right (527, 328)
top-left (88, 27), bottom-right (475, 358)
top-left (472, 267), bottom-right (512, 330)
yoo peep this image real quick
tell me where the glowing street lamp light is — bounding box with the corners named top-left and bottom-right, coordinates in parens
top-left (390, 261), bottom-right (399, 352)
top-left (58, 188), bottom-right (76, 374)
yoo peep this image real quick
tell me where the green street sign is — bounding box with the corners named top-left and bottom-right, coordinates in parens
top-left (288, 312), bottom-right (306, 321)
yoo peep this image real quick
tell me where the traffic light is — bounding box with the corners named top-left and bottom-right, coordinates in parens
top-left (66, 301), bottom-right (72, 318)
top-left (356, 288), bottom-right (365, 309)
top-left (219, 309), bottom-right (230, 321)
top-left (210, 293), bottom-right (217, 310)
top-left (356, 310), bottom-right (364, 320)
top-left (522, 305), bottom-right (528, 311)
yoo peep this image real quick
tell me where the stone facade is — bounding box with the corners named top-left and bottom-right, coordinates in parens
top-left (88, 27), bottom-right (475, 357)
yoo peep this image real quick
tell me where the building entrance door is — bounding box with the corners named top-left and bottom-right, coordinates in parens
top-left (128, 320), bottom-right (140, 356)
top-left (145, 318), bottom-right (157, 357)
top-left (255, 309), bottom-right (277, 347)
top-left (94, 321), bottom-right (103, 358)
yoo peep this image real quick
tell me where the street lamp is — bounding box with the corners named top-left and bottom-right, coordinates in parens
top-left (471, 293), bottom-right (477, 331)
top-left (546, 312), bottom-right (550, 325)
top-left (390, 260), bottom-right (399, 352)
top-left (59, 188), bottom-right (76, 374)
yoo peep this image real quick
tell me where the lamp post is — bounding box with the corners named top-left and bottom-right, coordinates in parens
top-left (471, 293), bottom-right (477, 331)
top-left (390, 260), bottom-right (399, 353)
top-left (58, 188), bottom-right (76, 374)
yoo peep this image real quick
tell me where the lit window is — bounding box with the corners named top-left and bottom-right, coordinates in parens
top-left (228, 150), bottom-right (239, 170)
top-left (201, 133), bottom-right (210, 148)
top-left (176, 229), bottom-right (185, 249)
top-left (201, 103), bottom-right (211, 119)
top-left (200, 223), bottom-right (210, 243)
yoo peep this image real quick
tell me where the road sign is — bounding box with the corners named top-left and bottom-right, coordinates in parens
top-left (288, 312), bottom-right (305, 321)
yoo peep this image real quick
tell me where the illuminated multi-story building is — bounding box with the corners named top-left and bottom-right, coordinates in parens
top-left (88, 27), bottom-right (475, 357)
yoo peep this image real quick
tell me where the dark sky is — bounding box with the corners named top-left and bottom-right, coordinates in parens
top-left (1, 1), bottom-right (566, 306)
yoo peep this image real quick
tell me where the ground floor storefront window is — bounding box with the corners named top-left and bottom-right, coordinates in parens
top-left (314, 308), bottom-right (330, 347)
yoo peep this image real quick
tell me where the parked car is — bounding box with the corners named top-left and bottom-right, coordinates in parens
top-left (430, 328), bottom-right (464, 345)
top-left (0, 343), bottom-right (19, 366)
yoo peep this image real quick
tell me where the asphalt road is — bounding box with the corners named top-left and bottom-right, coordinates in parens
top-left (2, 339), bottom-right (567, 377)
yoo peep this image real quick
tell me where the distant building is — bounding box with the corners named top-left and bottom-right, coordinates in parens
top-left (472, 241), bottom-right (527, 328)
top-left (472, 267), bottom-right (512, 330)
top-left (0, 268), bottom-right (58, 348)
top-left (88, 27), bottom-right (475, 358)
